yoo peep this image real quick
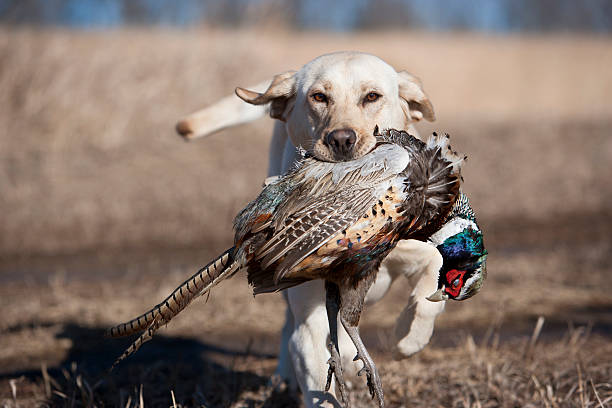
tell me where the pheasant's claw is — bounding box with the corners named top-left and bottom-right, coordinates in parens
top-left (353, 350), bottom-right (384, 406)
top-left (325, 357), bottom-right (334, 392)
top-left (326, 342), bottom-right (350, 406)
top-left (367, 374), bottom-right (375, 399)
top-left (355, 358), bottom-right (375, 397)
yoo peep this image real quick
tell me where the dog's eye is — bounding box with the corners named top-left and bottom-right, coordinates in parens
top-left (311, 93), bottom-right (328, 103)
top-left (364, 92), bottom-right (381, 103)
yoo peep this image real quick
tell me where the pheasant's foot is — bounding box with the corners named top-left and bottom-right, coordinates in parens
top-left (343, 325), bottom-right (385, 408)
top-left (354, 351), bottom-right (383, 404)
top-left (325, 341), bottom-right (350, 407)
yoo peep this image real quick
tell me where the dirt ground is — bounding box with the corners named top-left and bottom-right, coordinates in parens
top-left (0, 28), bottom-right (611, 407)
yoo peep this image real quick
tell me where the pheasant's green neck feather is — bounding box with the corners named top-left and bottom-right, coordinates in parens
top-left (438, 227), bottom-right (485, 260)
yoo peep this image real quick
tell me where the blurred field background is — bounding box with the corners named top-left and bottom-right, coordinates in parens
top-left (1, 1), bottom-right (612, 407)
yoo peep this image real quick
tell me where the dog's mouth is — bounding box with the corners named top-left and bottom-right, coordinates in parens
top-left (313, 127), bottom-right (378, 162)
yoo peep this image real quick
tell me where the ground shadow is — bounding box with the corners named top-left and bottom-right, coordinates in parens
top-left (0, 322), bottom-right (299, 407)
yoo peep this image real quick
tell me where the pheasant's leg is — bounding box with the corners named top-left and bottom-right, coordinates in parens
top-left (340, 321), bottom-right (384, 408)
top-left (325, 281), bottom-right (350, 406)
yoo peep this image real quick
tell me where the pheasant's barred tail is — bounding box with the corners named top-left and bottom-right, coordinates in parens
top-left (107, 248), bottom-right (238, 369)
top-left (109, 324), bottom-right (156, 371)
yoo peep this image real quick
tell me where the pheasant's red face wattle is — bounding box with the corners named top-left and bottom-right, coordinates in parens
top-left (445, 269), bottom-right (466, 298)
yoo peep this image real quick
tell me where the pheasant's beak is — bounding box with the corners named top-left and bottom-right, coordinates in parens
top-left (426, 286), bottom-right (449, 302)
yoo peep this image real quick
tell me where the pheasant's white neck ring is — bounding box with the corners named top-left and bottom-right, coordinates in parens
top-left (428, 217), bottom-right (478, 247)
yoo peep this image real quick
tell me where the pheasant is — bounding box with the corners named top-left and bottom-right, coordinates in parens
top-left (107, 128), bottom-right (487, 407)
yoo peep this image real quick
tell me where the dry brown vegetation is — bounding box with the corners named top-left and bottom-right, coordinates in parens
top-left (1, 27), bottom-right (611, 407)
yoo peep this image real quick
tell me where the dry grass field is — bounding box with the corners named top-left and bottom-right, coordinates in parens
top-left (1, 28), bottom-right (611, 407)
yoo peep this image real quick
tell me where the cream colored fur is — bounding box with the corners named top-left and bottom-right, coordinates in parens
top-left (177, 51), bottom-right (446, 407)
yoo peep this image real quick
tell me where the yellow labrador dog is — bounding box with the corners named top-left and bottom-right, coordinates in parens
top-left (177, 51), bottom-right (445, 407)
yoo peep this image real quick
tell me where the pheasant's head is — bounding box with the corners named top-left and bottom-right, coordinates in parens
top-left (426, 194), bottom-right (488, 302)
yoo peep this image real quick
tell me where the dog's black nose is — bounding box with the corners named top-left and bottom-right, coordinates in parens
top-left (325, 129), bottom-right (357, 154)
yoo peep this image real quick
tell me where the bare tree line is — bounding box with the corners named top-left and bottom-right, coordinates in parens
top-left (1, 0), bottom-right (610, 32)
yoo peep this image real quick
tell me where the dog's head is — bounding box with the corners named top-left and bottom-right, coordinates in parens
top-left (236, 51), bottom-right (435, 162)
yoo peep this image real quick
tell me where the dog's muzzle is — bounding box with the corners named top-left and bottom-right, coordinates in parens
top-left (325, 128), bottom-right (357, 161)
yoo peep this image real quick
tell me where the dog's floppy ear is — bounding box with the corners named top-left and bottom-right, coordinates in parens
top-left (397, 71), bottom-right (435, 122)
top-left (235, 71), bottom-right (297, 121)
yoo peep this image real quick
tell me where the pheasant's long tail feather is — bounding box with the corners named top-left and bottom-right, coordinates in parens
top-left (107, 248), bottom-right (238, 369)
top-left (109, 322), bottom-right (157, 371)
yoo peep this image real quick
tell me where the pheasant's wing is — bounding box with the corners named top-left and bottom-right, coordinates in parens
top-left (236, 142), bottom-right (409, 240)
top-left (253, 162), bottom-right (381, 260)
top-left (256, 186), bottom-right (377, 283)
top-left (247, 143), bottom-right (411, 291)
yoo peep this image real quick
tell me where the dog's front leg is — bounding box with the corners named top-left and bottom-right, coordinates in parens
top-left (273, 301), bottom-right (299, 391)
top-left (384, 240), bottom-right (446, 358)
top-left (287, 281), bottom-right (344, 408)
